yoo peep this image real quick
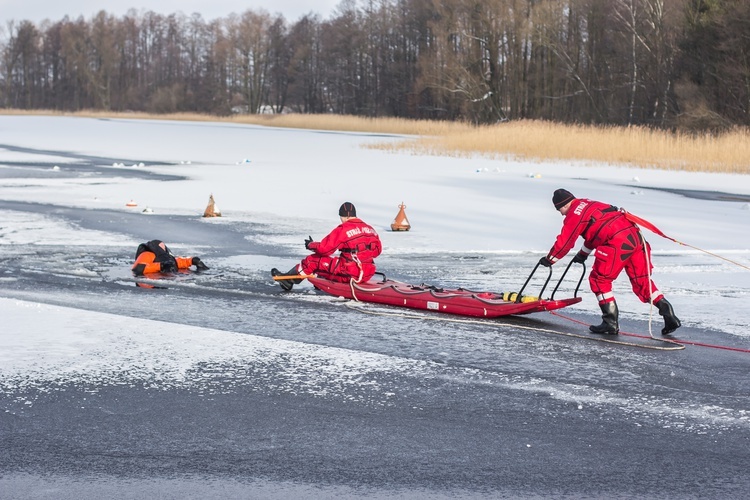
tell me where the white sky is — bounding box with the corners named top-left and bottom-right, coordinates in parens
top-left (0, 0), bottom-right (342, 26)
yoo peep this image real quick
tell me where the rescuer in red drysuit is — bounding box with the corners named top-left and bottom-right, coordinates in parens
top-left (272, 202), bottom-right (382, 291)
top-left (539, 189), bottom-right (681, 336)
top-left (132, 239), bottom-right (209, 276)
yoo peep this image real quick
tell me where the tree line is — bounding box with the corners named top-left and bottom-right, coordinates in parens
top-left (1, 0), bottom-right (748, 130)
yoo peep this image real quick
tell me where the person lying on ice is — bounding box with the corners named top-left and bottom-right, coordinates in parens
top-left (272, 202), bottom-right (382, 291)
top-left (539, 189), bottom-right (681, 336)
top-left (132, 239), bottom-right (209, 276)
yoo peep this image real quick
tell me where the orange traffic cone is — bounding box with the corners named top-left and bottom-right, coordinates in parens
top-left (203, 194), bottom-right (222, 217)
top-left (390, 202), bottom-right (411, 231)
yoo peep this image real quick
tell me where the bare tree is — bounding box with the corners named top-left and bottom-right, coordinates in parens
top-left (0, 0), bottom-right (746, 128)
top-left (2, 21), bottom-right (43, 108)
top-left (286, 15), bottom-right (325, 113)
top-left (226, 10), bottom-right (277, 114)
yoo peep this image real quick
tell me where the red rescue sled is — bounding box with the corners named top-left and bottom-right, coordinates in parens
top-left (308, 262), bottom-right (584, 318)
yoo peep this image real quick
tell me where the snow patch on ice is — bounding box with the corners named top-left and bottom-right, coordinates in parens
top-left (0, 210), bottom-right (134, 246)
top-left (0, 298), bottom-right (433, 408)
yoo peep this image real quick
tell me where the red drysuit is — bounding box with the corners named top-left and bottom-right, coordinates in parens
top-left (546, 198), bottom-right (664, 306)
top-left (302, 218), bottom-right (382, 282)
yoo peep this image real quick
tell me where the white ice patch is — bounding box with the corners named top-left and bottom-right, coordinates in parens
top-left (0, 149), bottom-right (76, 164)
top-left (2, 297), bottom-right (748, 433)
top-left (0, 210), bottom-right (134, 246)
top-left (0, 298), bottom-right (431, 407)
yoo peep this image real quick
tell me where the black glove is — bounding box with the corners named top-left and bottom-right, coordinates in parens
top-left (304, 236), bottom-right (313, 250)
top-left (572, 251), bottom-right (588, 264)
top-left (160, 260), bottom-right (177, 273)
top-left (192, 257), bottom-right (209, 271)
top-left (538, 256), bottom-right (553, 267)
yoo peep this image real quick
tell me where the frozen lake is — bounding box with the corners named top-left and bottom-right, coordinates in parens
top-left (1, 116), bottom-right (749, 498)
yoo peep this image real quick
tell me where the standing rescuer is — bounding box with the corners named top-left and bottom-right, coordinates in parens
top-left (539, 189), bottom-right (681, 336)
top-left (272, 202), bottom-right (382, 291)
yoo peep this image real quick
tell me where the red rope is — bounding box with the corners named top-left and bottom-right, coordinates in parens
top-left (549, 311), bottom-right (750, 354)
top-left (622, 209), bottom-right (750, 271)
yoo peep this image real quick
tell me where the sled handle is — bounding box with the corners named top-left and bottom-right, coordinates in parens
top-left (550, 260), bottom-right (586, 300)
top-left (516, 261), bottom-right (553, 303)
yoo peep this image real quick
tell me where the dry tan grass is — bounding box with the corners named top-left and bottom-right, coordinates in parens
top-left (382, 120), bottom-right (750, 174)
top-left (229, 113), bottom-right (469, 136)
top-left (0, 109), bottom-right (460, 136)
top-left (2, 110), bottom-right (748, 174)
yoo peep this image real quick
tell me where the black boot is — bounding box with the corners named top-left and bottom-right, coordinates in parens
top-left (271, 266), bottom-right (303, 291)
top-left (656, 298), bottom-right (681, 335)
top-left (589, 301), bottom-right (619, 335)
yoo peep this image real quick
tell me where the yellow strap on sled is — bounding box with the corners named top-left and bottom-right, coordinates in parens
top-left (502, 292), bottom-right (540, 303)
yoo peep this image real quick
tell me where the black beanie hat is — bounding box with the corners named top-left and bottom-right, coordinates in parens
top-left (552, 189), bottom-right (575, 209)
top-left (339, 202), bottom-right (357, 217)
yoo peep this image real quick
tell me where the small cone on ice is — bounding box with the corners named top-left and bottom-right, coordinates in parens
top-left (390, 202), bottom-right (411, 231)
top-left (203, 194), bottom-right (222, 217)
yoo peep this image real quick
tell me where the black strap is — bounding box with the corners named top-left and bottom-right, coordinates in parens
top-left (341, 243), bottom-right (372, 254)
top-left (140, 240), bottom-right (176, 264)
top-left (584, 205), bottom-right (622, 238)
top-left (134, 243), bottom-right (150, 259)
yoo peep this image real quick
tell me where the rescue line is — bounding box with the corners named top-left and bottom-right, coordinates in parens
top-left (551, 311), bottom-right (750, 353)
top-left (345, 302), bottom-right (685, 351)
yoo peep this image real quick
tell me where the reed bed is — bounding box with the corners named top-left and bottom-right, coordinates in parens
top-left (374, 120), bottom-right (750, 174)
top-left (2, 110), bottom-right (461, 136)
top-left (2, 110), bottom-right (748, 174)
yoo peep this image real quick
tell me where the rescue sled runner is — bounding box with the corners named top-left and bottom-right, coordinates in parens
top-left (308, 261), bottom-right (584, 318)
